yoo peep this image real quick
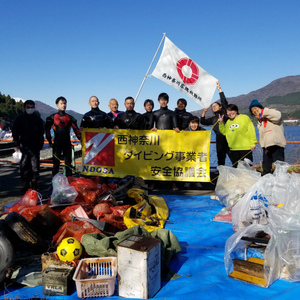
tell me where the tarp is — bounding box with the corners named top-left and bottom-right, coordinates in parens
top-left (2, 194), bottom-right (300, 299)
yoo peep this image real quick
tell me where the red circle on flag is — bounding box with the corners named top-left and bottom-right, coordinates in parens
top-left (176, 58), bottom-right (199, 85)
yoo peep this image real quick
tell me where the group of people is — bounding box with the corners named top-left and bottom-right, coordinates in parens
top-left (201, 81), bottom-right (286, 175)
top-left (12, 80), bottom-right (286, 192)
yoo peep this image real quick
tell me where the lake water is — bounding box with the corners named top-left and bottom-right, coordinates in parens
top-left (207, 126), bottom-right (300, 167)
top-left (2, 126), bottom-right (299, 167)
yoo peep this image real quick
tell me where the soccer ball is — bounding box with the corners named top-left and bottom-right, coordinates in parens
top-left (57, 237), bottom-right (82, 262)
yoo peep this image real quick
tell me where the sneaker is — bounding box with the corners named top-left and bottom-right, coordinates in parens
top-left (195, 182), bottom-right (202, 189)
top-left (183, 183), bottom-right (190, 190)
top-left (172, 183), bottom-right (179, 191)
top-left (148, 183), bottom-right (155, 191)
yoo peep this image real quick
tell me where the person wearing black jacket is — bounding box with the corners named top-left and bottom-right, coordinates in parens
top-left (80, 96), bottom-right (113, 129)
top-left (114, 97), bottom-right (146, 129)
top-left (150, 92), bottom-right (180, 191)
top-left (12, 100), bottom-right (44, 191)
top-left (150, 93), bottom-right (179, 131)
top-left (142, 99), bottom-right (154, 130)
top-left (175, 98), bottom-right (193, 130)
top-left (45, 96), bottom-right (81, 177)
top-left (200, 81), bottom-right (229, 166)
top-left (107, 98), bottom-right (124, 121)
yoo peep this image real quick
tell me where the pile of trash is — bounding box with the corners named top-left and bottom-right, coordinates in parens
top-left (213, 160), bottom-right (261, 223)
top-left (0, 173), bottom-right (180, 297)
top-left (214, 161), bottom-right (300, 287)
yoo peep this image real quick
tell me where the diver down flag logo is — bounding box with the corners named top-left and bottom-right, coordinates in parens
top-left (84, 132), bottom-right (115, 166)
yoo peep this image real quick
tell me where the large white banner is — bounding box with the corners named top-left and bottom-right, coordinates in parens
top-left (151, 36), bottom-right (217, 108)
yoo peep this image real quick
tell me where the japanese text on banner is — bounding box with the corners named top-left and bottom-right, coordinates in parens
top-left (81, 128), bottom-right (211, 182)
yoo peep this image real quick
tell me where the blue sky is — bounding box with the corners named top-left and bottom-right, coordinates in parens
top-left (0, 0), bottom-right (299, 114)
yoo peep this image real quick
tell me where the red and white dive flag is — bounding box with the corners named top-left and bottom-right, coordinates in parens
top-left (151, 36), bottom-right (217, 108)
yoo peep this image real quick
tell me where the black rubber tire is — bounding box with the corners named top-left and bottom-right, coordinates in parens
top-left (0, 232), bottom-right (14, 283)
top-left (5, 212), bottom-right (48, 254)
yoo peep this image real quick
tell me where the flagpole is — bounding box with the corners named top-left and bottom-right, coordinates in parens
top-left (135, 33), bottom-right (166, 102)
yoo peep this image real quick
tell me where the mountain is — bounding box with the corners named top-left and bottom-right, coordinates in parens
top-left (12, 75), bottom-right (300, 125)
top-left (192, 75), bottom-right (300, 118)
top-left (35, 101), bottom-right (83, 125)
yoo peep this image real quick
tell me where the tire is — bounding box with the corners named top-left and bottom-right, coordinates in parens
top-left (0, 232), bottom-right (14, 283)
top-left (5, 212), bottom-right (48, 254)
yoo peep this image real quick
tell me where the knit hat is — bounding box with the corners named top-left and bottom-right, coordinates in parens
top-left (249, 99), bottom-right (264, 114)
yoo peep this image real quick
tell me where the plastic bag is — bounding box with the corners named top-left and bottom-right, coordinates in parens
top-left (232, 161), bottom-right (299, 231)
top-left (50, 173), bottom-right (78, 205)
top-left (12, 149), bottom-right (22, 163)
top-left (52, 173), bottom-right (69, 187)
top-left (213, 204), bottom-right (235, 223)
top-left (5, 189), bottom-right (39, 214)
top-left (231, 176), bottom-right (271, 232)
top-left (269, 205), bottom-right (300, 282)
top-left (229, 161), bottom-right (300, 283)
top-left (267, 164), bottom-right (300, 282)
top-left (215, 161), bottom-right (261, 207)
top-left (60, 204), bottom-right (89, 223)
top-left (69, 177), bottom-right (108, 204)
top-left (224, 223), bottom-right (280, 288)
top-left (279, 171), bottom-right (300, 213)
top-left (52, 220), bottom-right (102, 247)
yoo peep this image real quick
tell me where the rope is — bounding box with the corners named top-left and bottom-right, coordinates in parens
top-left (210, 119), bottom-right (220, 132)
top-left (230, 150), bottom-right (253, 168)
top-left (52, 153), bottom-right (82, 175)
top-left (211, 149), bottom-right (255, 185)
top-left (205, 119), bottom-right (260, 184)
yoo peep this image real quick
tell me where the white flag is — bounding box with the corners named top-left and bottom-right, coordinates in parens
top-left (151, 36), bottom-right (217, 108)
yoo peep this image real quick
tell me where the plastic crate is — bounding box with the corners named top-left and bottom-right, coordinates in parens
top-left (73, 257), bottom-right (117, 298)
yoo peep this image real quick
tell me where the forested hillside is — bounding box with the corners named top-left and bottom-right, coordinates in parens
top-left (192, 75), bottom-right (300, 118)
top-left (266, 92), bottom-right (300, 119)
top-left (0, 93), bottom-right (23, 129)
top-left (0, 95), bottom-right (83, 129)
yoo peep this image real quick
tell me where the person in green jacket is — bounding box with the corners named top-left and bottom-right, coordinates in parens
top-left (218, 104), bottom-right (256, 167)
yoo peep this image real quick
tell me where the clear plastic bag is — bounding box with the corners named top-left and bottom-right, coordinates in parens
top-left (224, 224), bottom-right (280, 288)
top-left (231, 176), bottom-right (271, 232)
top-left (52, 173), bottom-right (69, 187)
top-left (215, 161), bottom-right (261, 207)
top-left (229, 161), bottom-right (300, 283)
top-left (269, 205), bottom-right (300, 282)
top-left (280, 172), bottom-right (300, 213)
top-left (50, 173), bottom-right (78, 205)
top-left (213, 203), bottom-right (235, 223)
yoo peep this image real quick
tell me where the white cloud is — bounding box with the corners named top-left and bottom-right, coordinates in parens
top-left (12, 97), bottom-right (25, 102)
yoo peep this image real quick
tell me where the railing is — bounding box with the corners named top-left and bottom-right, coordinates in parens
top-left (1, 139), bottom-right (300, 169)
